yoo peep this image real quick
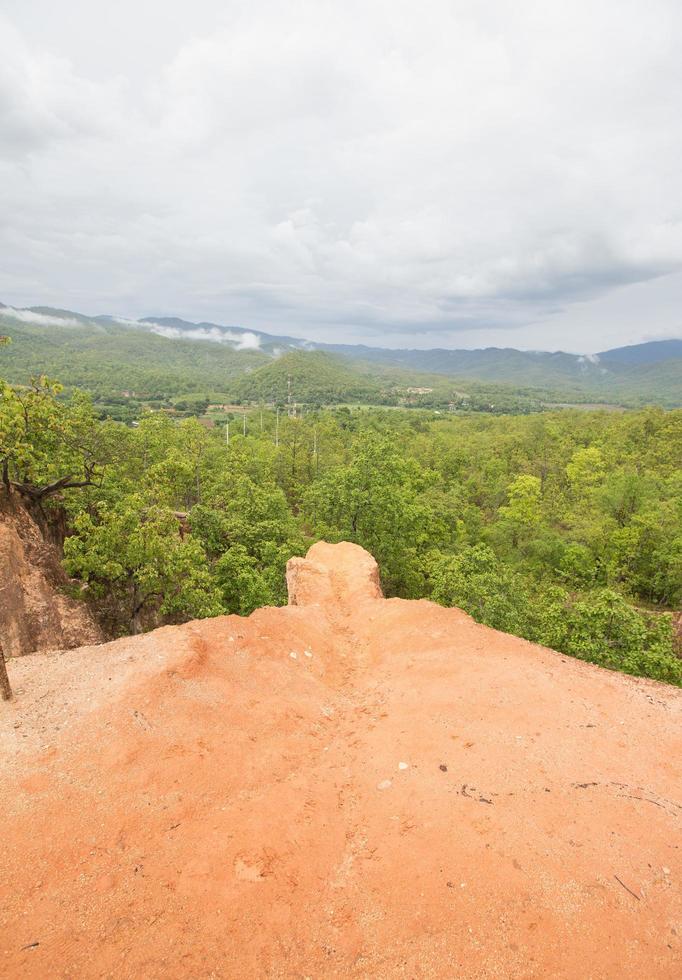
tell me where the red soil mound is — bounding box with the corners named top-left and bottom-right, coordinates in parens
top-left (1, 541), bottom-right (681, 978)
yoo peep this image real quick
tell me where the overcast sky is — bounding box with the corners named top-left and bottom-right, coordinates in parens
top-left (2, 0), bottom-right (682, 352)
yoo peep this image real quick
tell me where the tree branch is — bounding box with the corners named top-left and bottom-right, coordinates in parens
top-left (10, 475), bottom-right (97, 501)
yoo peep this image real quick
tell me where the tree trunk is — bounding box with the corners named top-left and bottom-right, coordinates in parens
top-left (0, 641), bottom-right (12, 701)
top-left (130, 582), bottom-right (141, 635)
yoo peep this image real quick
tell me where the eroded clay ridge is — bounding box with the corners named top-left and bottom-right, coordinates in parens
top-left (0, 498), bottom-right (102, 657)
top-left (1, 541), bottom-right (681, 978)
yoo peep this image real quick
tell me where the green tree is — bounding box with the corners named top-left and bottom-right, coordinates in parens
top-left (560, 590), bottom-right (681, 684)
top-left (566, 446), bottom-right (606, 493)
top-left (0, 378), bottom-right (112, 504)
top-left (213, 545), bottom-right (273, 615)
top-left (64, 495), bottom-right (221, 634)
top-left (497, 474), bottom-right (542, 549)
top-left (430, 545), bottom-right (534, 635)
top-left (303, 433), bottom-right (445, 595)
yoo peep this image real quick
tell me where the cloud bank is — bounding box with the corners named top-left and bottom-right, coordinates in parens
top-left (146, 323), bottom-right (261, 350)
top-left (1, 0), bottom-right (682, 350)
top-left (0, 305), bottom-right (82, 328)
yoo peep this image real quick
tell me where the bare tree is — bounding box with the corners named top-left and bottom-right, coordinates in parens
top-left (0, 640), bottom-right (12, 701)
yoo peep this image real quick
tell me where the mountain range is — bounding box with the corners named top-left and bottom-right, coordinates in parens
top-left (1, 302), bottom-right (681, 407)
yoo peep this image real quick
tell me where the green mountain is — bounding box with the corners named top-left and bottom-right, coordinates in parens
top-left (319, 342), bottom-right (682, 403)
top-left (0, 315), bottom-right (268, 398)
top-left (1, 301), bottom-right (680, 407)
top-left (231, 352), bottom-right (582, 412)
top-left (597, 339), bottom-right (682, 365)
top-left (230, 351), bottom-right (384, 404)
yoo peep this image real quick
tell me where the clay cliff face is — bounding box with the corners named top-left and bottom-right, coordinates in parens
top-left (0, 499), bottom-right (101, 657)
top-left (1, 541), bottom-right (681, 978)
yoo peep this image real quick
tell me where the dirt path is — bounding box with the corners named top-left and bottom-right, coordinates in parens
top-left (1, 542), bottom-right (681, 978)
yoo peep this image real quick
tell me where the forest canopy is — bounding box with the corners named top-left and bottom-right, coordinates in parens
top-left (1, 369), bottom-right (681, 684)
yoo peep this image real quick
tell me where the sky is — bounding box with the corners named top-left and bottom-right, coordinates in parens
top-left (1, 0), bottom-right (682, 353)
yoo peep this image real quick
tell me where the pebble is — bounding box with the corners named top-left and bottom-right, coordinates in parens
top-left (398, 762), bottom-right (409, 770)
top-left (377, 779), bottom-right (392, 791)
top-left (289, 652), bottom-right (298, 660)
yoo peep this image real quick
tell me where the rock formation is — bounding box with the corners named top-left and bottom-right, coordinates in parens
top-left (1, 541), bottom-right (680, 977)
top-left (0, 499), bottom-right (102, 657)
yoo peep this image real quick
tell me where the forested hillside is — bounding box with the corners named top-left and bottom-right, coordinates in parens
top-left (1, 366), bottom-right (680, 684)
top-left (0, 317), bottom-right (267, 399)
top-left (322, 341), bottom-right (682, 404)
top-left (230, 350), bottom-right (383, 404)
top-left (0, 319), bottom-right (586, 415)
top-left (227, 350), bottom-right (555, 411)
top-left (1, 304), bottom-right (681, 407)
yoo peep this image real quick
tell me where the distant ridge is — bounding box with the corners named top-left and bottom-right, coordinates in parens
top-left (597, 338), bottom-right (682, 365)
top-left (1, 300), bottom-right (681, 405)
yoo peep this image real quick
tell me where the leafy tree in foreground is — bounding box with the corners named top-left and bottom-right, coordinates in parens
top-left (558, 589), bottom-right (680, 684)
top-left (430, 545), bottom-right (534, 636)
top-left (63, 496), bottom-right (221, 634)
top-left (189, 454), bottom-right (306, 610)
top-left (0, 377), bottom-right (112, 504)
top-left (430, 546), bottom-right (682, 685)
top-left (302, 433), bottom-right (446, 596)
top-left (213, 545), bottom-right (273, 615)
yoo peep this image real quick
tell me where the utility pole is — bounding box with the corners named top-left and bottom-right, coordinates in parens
top-left (225, 420), bottom-right (229, 447)
top-left (0, 640), bottom-right (12, 701)
top-left (313, 427), bottom-right (319, 476)
top-left (260, 408), bottom-right (263, 434)
top-left (243, 413), bottom-right (246, 437)
top-left (275, 407), bottom-right (280, 448)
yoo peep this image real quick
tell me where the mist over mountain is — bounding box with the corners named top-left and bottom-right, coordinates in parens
top-left (1, 301), bottom-right (680, 406)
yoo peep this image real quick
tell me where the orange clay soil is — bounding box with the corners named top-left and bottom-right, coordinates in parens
top-left (1, 541), bottom-right (681, 979)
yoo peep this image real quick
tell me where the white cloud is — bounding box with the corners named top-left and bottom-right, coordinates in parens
top-left (0, 305), bottom-right (82, 327)
top-left (147, 323), bottom-right (261, 350)
top-left (104, 316), bottom-right (149, 328)
top-left (0, 14), bottom-right (128, 160)
top-left (1, 1), bottom-right (682, 350)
